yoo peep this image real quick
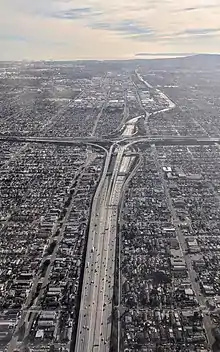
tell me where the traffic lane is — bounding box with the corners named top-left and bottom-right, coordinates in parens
top-left (78, 235), bottom-right (102, 351)
top-left (94, 209), bottom-right (113, 347)
top-left (84, 181), bottom-right (109, 349)
top-left (75, 149), bottom-right (113, 352)
top-left (99, 203), bottom-right (118, 348)
top-left (84, 216), bottom-right (106, 350)
top-left (100, 263), bottom-right (115, 349)
top-left (93, 220), bottom-right (108, 346)
top-left (93, 189), bottom-right (117, 348)
top-left (101, 231), bottom-right (116, 347)
top-left (76, 183), bottom-right (108, 351)
top-left (93, 204), bottom-right (114, 343)
top-left (98, 234), bottom-right (112, 347)
top-left (76, 147), bottom-right (130, 352)
top-left (77, 228), bottom-right (100, 351)
top-left (100, 174), bottom-right (128, 346)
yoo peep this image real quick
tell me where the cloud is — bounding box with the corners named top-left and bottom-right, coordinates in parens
top-left (89, 19), bottom-right (155, 39)
top-left (50, 7), bottom-right (94, 19)
top-left (182, 4), bottom-right (220, 12)
top-left (0, 34), bottom-right (27, 42)
top-left (183, 7), bottom-right (197, 11)
top-left (177, 27), bottom-right (220, 37)
top-left (0, 0), bottom-right (220, 60)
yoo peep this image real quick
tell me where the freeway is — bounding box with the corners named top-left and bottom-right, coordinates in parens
top-left (75, 146), bottom-right (135, 352)
top-left (1, 134), bottom-right (220, 148)
top-left (3, 67), bottom-right (217, 352)
top-left (0, 135), bottom-right (100, 144)
top-left (74, 120), bottom-right (137, 352)
top-left (135, 69), bottom-right (176, 111)
top-left (135, 69), bottom-right (153, 89)
top-left (74, 76), bottom-right (218, 351)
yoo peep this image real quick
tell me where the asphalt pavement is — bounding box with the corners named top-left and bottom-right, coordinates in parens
top-left (75, 143), bottom-right (135, 352)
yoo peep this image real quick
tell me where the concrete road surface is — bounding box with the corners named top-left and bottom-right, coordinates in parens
top-left (75, 141), bottom-right (135, 352)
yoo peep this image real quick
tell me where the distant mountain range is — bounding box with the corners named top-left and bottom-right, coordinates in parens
top-left (135, 52), bottom-right (194, 57)
top-left (126, 53), bottom-right (219, 70)
top-left (3, 54), bottom-right (219, 70)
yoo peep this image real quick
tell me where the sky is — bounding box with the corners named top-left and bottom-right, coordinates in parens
top-left (0, 0), bottom-right (220, 60)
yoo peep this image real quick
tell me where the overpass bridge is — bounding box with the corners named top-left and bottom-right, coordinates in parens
top-left (1, 134), bottom-right (219, 149)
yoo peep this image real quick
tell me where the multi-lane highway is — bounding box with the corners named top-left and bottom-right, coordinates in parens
top-left (4, 69), bottom-right (218, 352)
top-left (1, 134), bottom-right (220, 149)
top-left (74, 119), bottom-right (137, 352)
top-left (74, 74), bottom-right (179, 351)
top-left (3, 109), bottom-right (219, 352)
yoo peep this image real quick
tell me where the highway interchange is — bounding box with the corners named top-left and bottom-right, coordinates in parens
top-left (74, 119), bottom-right (137, 352)
top-left (73, 84), bottom-right (179, 351)
top-left (4, 71), bottom-right (220, 352)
